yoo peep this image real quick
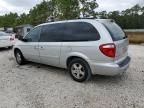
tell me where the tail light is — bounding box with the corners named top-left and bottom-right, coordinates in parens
top-left (10, 37), bottom-right (14, 41)
top-left (99, 43), bottom-right (116, 58)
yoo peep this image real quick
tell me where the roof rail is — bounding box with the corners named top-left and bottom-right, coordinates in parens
top-left (78, 17), bottom-right (97, 19)
top-left (77, 18), bottom-right (115, 23)
top-left (96, 19), bottom-right (115, 22)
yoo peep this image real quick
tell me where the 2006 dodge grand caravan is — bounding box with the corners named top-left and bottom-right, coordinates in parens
top-left (14, 19), bottom-right (131, 82)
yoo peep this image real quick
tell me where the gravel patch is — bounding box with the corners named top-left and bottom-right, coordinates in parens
top-left (0, 45), bottom-right (144, 108)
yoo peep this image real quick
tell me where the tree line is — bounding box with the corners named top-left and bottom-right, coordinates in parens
top-left (98, 4), bottom-right (144, 29)
top-left (0, 0), bottom-right (143, 29)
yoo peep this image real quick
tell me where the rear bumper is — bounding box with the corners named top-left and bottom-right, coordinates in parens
top-left (89, 56), bottom-right (131, 76)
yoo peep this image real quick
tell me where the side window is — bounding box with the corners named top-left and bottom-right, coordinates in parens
top-left (40, 24), bottom-right (64, 42)
top-left (24, 27), bottom-right (41, 42)
top-left (62, 22), bottom-right (100, 42)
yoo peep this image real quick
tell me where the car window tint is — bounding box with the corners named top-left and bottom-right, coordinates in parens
top-left (62, 22), bottom-right (100, 42)
top-left (24, 27), bottom-right (41, 42)
top-left (102, 22), bottom-right (127, 41)
top-left (40, 23), bottom-right (64, 42)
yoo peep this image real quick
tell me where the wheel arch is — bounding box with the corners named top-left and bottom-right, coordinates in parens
top-left (66, 53), bottom-right (90, 68)
top-left (66, 53), bottom-right (92, 82)
top-left (14, 48), bottom-right (22, 56)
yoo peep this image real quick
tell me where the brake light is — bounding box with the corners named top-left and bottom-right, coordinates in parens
top-left (10, 37), bottom-right (14, 41)
top-left (99, 43), bottom-right (116, 58)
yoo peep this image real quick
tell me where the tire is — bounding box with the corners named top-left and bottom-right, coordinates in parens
top-left (68, 58), bottom-right (92, 82)
top-left (15, 50), bottom-right (25, 65)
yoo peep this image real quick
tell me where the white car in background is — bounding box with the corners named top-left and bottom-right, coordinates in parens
top-left (0, 31), bottom-right (15, 48)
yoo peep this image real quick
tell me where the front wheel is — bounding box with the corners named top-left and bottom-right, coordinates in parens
top-left (68, 58), bottom-right (92, 82)
top-left (15, 50), bottom-right (25, 65)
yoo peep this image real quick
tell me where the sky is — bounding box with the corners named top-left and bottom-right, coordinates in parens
top-left (0, 0), bottom-right (144, 15)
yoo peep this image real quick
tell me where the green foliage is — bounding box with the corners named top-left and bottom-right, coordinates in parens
top-left (0, 12), bottom-right (18, 27)
top-left (0, 0), bottom-right (98, 27)
top-left (52, 0), bottom-right (80, 20)
top-left (0, 1), bottom-right (144, 29)
top-left (98, 4), bottom-right (144, 29)
top-left (79, 0), bottom-right (98, 18)
top-left (28, 0), bottom-right (53, 25)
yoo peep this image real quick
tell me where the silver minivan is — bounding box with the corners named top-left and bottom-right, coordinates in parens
top-left (14, 19), bottom-right (131, 82)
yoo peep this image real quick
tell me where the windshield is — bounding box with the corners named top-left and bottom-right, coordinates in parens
top-left (0, 32), bottom-right (9, 36)
top-left (102, 22), bottom-right (127, 41)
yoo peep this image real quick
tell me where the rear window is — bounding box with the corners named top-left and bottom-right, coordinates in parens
top-left (102, 22), bottom-right (127, 41)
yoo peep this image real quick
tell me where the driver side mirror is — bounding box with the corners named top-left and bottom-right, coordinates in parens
top-left (18, 36), bottom-right (23, 41)
top-left (22, 38), bottom-right (29, 42)
top-left (18, 36), bottom-right (32, 42)
top-left (23, 38), bottom-right (32, 42)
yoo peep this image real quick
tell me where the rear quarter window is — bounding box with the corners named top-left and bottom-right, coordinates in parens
top-left (103, 22), bottom-right (127, 41)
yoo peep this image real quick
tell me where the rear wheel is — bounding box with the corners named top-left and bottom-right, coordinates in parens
top-left (15, 50), bottom-right (25, 65)
top-left (68, 58), bottom-right (92, 82)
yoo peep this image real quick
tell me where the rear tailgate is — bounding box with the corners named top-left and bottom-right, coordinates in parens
top-left (114, 39), bottom-right (129, 62)
top-left (102, 21), bottom-right (129, 62)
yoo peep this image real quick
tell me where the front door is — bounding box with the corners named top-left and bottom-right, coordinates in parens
top-left (21, 27), bottom-right (41, 63)
top-left (39, 24), bottom-right (64, 66)
top-left (39, 42), bottom-right (61, 66)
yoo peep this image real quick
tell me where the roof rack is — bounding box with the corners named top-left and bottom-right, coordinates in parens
top-left (78, 17), bottom-right (97, 19)
top-left (78, 17), bottom-right (114, 22)
top-left (96, 19), bottom-right (115, 22)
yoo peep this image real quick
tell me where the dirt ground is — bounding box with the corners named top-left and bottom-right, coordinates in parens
top-left (0, 45), bottom-right (144, 108)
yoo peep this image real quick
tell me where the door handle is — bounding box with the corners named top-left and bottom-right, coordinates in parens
top-left (40, 46), bottom-right (45, 50)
